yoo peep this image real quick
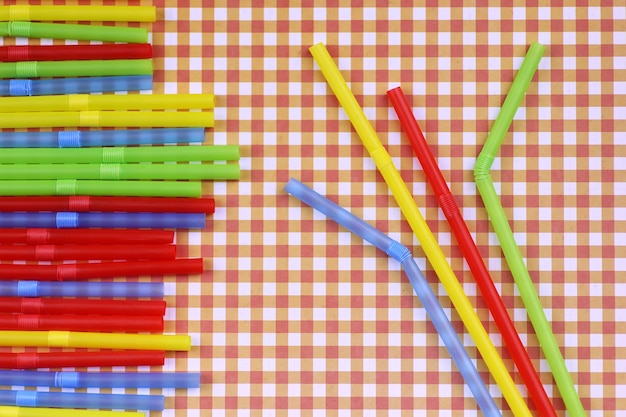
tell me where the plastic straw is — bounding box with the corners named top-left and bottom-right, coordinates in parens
top-left (0, 180), bottom-right (202, 197)
top-left (0, 146), bottom-right (237, 163)
top-left (0, 281), bottom-right (164, 298)
top-left (0, 197), bottom-right (215, 214)
top-left (0, 128), bottom-right (206, 148)
top-left (309, 42), bottom-right (531, 417)
top-left (0, 259), bottom-right (203, 281)
top-left (0, 5), bottom-right (156, 22)
top-left (0, 298), bottom-right (166, 316)
top-left (0, 229), bottom-right (174, 244)
top-left (285, 178), bottom-right (500, 417)
top-left (474, 43), bottom-right (586, 417)
top-left (0, 59), bottom-right (152, 79)
top-left (0, 244), bottom-right (175, 261)
top-left (0, 44), bottom-right (152, 62)
top-left (0, 313), bottom-right (163, 333)
top-left (0, 163), bottom-right (240, 181)
top-left (0, 22), bottom-right (148, 43)
top-left (0, 390), bottom-right (164, 412)
top-left (0, 212), bottom-right (207, 229)
top-left (0, 371), bottom-right (200, 389)
top-left (0, 351), bottom-right (165, 370)
top-left (388, 86), bottom-right (558, 417)
top-left (0, 331), bottom-right (191, 351)
top-left (0, 94), bottom-right (214, 112)
top-left (0, 76), bottom-right (153, 97)
top-left (0, 406), bottom-right (143, 417)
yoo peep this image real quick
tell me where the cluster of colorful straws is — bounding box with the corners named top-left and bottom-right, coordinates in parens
top-left (290, 42), bottom-right (587, 417)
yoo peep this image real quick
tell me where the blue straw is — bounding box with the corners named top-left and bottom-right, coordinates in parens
top-left (0, 390), bottom-right (164, 411)
top-left (0, 212), bottom-right (206, 229)
top-left (0, 371), bottom-right (200, 389)
top-left (285, 178), bottom-right (501, 417)
top-left (0, 75), bottom-right (152, 97)
top-left (0, 281), bottom-right (163, 298)
top-left (0, 128), bottom-right (205, 148)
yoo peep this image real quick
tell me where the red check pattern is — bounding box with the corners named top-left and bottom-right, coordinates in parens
top-left (1, 1), bottom-right (625, 416)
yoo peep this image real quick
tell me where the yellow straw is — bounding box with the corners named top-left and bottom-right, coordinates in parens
top-left (309, 42), bottom-right (531, 417)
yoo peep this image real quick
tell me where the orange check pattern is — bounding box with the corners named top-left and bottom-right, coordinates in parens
top-left (1, 1), bottom-right (625, 417)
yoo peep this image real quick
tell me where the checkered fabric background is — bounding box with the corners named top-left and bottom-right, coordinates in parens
top-left (1, 1), bottom-right (625, 416)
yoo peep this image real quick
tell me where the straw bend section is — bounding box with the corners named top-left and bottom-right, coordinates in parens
top-left (286, 178), bottom-right (501, 417)
top-left (473, 43), bottom-right (587, 417)
top-left (387, 86), bottom-right (558, 417)
top-left (309, 42), bottom-right (532, 417)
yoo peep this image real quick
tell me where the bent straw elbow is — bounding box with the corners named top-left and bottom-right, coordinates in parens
top-left (474, 152), bottom-right (495, 182)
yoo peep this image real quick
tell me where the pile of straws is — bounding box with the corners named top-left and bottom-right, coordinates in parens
top-left (0, 5), bottom-right (240, 417)
top-left (287, 43), bottom-right (587, 417)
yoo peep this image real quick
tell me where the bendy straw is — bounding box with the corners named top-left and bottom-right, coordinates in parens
top-left (310, 42), bottom-right (532, 417)
top-left (0, 44), bottom-right (152, 62)
top-left (0, 351), bottom-right (165, 370)
top-left (0, 76), bottom-right (152, 97)
top-left (0, 5), bottom-right (156, 22)
top-left (0, 281), bottom-right (163, 298)
top-left (0, 21), bottom-right (148, 43)
top-left (0, 93), bottom-right (214, 112)
top-left (0, 297), bottom-right (166, 316)
top-left (387, 85), bottom-right (557, 417)
top-left (0, 390), bottom-right (164, 412)
top-left (474, 42), bottom-right (586, 417)
top-left (286, 178), bottom-right (501, 417)
top-left (0, 59), bottom-right (152, 79)
top-left (0, 406), bottom-right (143, 417)
top-left (0, 180), bottom-right (202, 197)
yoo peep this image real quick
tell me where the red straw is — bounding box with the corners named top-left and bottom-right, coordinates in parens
top-left (0, 229), bottom-right (174, 245)
top-left (0, 350), bottom-right (165, 369)
top-left (0, 244), bottom-right (176, 261)
top-left (0, 297), bottom-right (166, 316)
top-left (0, 313), bottom-right (163, 333)
top-left (0, 196), bottom-right (215, 214)
top-left (0, 44), bottom-right (152, 62)
top-left (387, 86), bottom-right (557, 417)
top-left (0, 258), bottom-right (203, 281)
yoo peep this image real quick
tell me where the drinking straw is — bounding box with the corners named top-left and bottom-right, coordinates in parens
top-left (0, 146), bottom-right (236, 163)
top-left (0, 111), bottom-right (213, 128)
top-left (0, 93), bottom-right (215, 112)
top-left (0, 390), bottom-right (164, 412)
top-left (0, 197), bottom-right (215, 214)
top-left (0, 127), bottom-right (206, 148)
top-left (0, 259), bottom-right (203, 281)
top-left (0, 243), bottom-right (175, 261)
top-left (474, 43), bottom-right (586, 417)
top-left (0, 163), bottom-right (240, 181)
top-left (309, 42), bottom-right (532, 417)
top-left (0, 229), bottom-right (174, 244)
top-left (387, 86), bottom-right (558, 417)
top-left (0, 370), bottom-right (200, 389)
top-left (0, 180), bottom-right (203, 197)
top-left (0, 5), bottom-right (156, 22)
top-left (0, 212), bottom-right (206, 229)
top-left (285, 178), bottom-right (501, 417)
top-left (0, 44), bottom-right (153, 62)
top-left (0, 22), bottom-right (148, 43)
top-left (0, 60), bottom-right (152, 79)
top-left (0, 351), bottom-right (165, 370)
top-left (0, 406), bottom-right (143, 417)
top-left (0, 298), bottom-right (166, 316)
top-left (0, 331), bottom-right (191, 351)
top-left (0, 313), bottom-right (163, 333)
top-left (0, 76), bottom-right (153, 97)
top-left (0, 281), bottom-right (164, 298)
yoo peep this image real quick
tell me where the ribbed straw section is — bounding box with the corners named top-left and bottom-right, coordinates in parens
top-left (21, 297), bottom-right (43, 314)
top-left (56, 372), bottom-right (80, 388)
top-left (15, 61), bottom-right (38, 78)
top-left (26, 228), bottom-right (50, 244)
top-left (8, 5), bottom-right (31, 21)
top-left (9, 79), bottom-right (32, 96)
top-left (68, 94), bottom-right (89, 111)
top-left (8, 21), bottom-right (32, 38)
top-left (474, 153), bottom-right (495, 181)
top-left (102, 147), bottom-right (126, 163)
top-left (56, 179), bottom-right (77, 195)
top-left (58, 131), bottom-right (82, 148)
top-left (7, 46), bottom-right (30, 61)
top-left (56, 212), bottom-right (79, 228)
top-left (438, 193), bottom-right (460, 220)
top-left (48, 331), bottom-right (71, 347)
top-left (17, 314), bottom-right (40, 330)
top-left (17, 281), bottom-right (38, 297)
top-left (35, 245), bottom-right (55, 261)
top-left (16, 353), bottom-right (38, 369)
top-left (100, 164), bottom-right (121, 180)
top-left (57, 264), bottom-right (78, 281)
top-left (68, 196), bottom-right (91, 211)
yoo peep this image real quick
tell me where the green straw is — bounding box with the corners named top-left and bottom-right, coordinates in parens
top-left (0, 59), bottom-right (152, 79)
top-left (0, 163), bottom-right (240, 180)
top-left (0, 146), bottom-right (239, 164)
top-left (0, 180), bottom-right (202, 197)
top-left (0, 21), bottom-right (148, 43)
top-left (474, 42), bottom-right (587, 417)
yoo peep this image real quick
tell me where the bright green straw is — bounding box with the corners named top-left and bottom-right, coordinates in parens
top-left (0, 163), bottom-right (240, 180)
top-left (0, 21), bottom-right (148, 43)
top-left (0, 180), bottom-right (202, 197)
top-left (0, 60), bottom-right (152, 79)
top-left (0, 146), bottom-right (239, 164)
top-left (474, 42), bottom-right (586, 417)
